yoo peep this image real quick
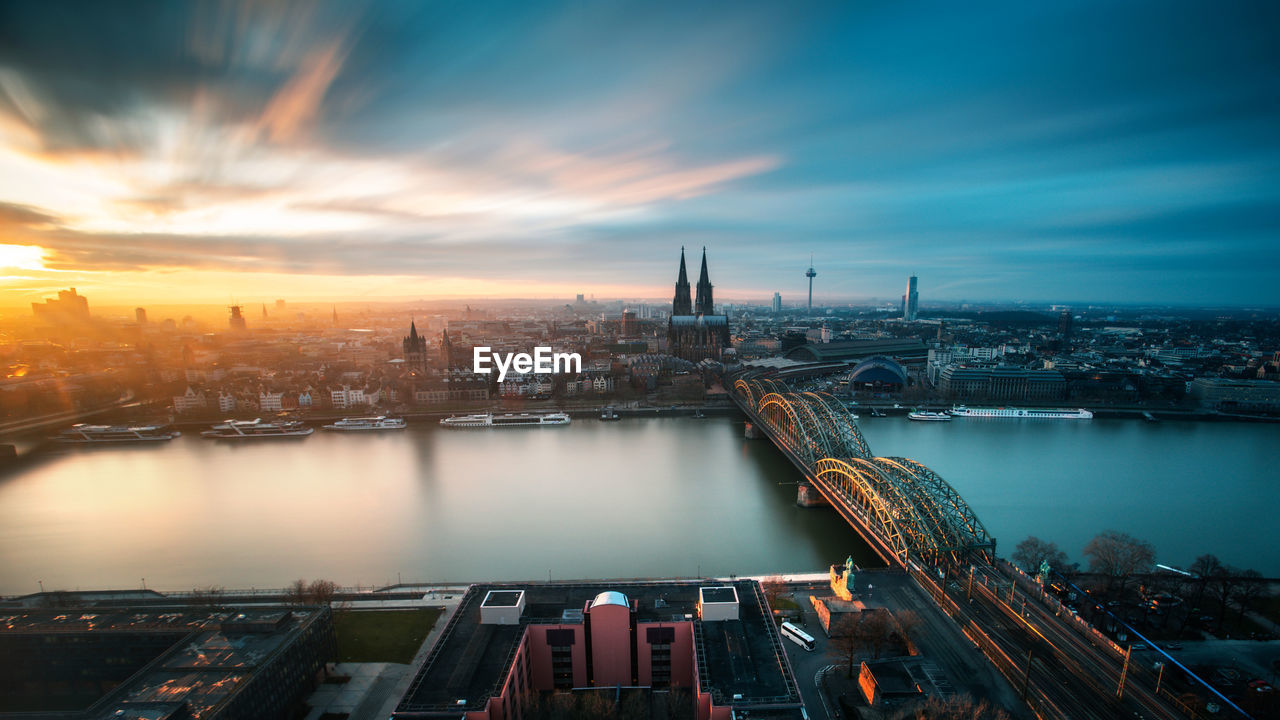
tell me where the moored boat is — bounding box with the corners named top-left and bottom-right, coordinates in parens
top-left (201, 418), bottom-right (314, 439)
top-left (322, 416), bottom-right (407, 431)
top-left (907, 410), bottom-right (952, 422)
top-left (440, 412), bottom-right (571, 428)
top-left (56, 423), bottom-right (181, 443)
top-left (949, 406), bottom-right (1093, 419)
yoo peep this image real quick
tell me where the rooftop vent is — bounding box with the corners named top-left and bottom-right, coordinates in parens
top-left (480, 590), bottom-right (525, 625)
top-left (698, 586), bottom-right (740, 622)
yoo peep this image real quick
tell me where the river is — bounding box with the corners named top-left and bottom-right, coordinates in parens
top-left (0, 415), bottom-right (1274, 595)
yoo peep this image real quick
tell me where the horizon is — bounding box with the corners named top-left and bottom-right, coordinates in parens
top-left (2, 1), bottom-right (1279, 308)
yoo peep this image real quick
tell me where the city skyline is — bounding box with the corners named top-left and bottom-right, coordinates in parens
top-left (1, 1), bottom-right (1278, 307)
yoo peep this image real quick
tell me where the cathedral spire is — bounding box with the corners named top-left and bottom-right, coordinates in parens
top-left (694, 247), bottom-right (714, 315)
top-left (672, 247), bottom-right (692, 315)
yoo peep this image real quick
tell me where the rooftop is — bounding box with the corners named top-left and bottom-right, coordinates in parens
top-left (0, 606), bottom-right (327, 719)
top-left (699, 586), bottom-right (737, 604)
top-left (482, 590), bottom-right (524, 608)
top-left (783, 338), bottom-right (928, 363)
top-left (396, 579), bottom-right (800, 715)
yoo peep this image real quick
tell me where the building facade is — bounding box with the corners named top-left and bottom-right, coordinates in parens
top-left (667, 248), bottom-right (731, 362)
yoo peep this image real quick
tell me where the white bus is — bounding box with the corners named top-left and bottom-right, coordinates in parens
top-left (780, 622), bottom-right (815, 651)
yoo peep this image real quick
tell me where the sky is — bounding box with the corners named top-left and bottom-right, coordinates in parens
top-left (0, 0), bottom-right (1277, 308)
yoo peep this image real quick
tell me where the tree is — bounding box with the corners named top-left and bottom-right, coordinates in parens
top-left (307, 579), bottom-right (340, 607)
top-left (890, 694), bottom-right (1011, 720)
top-left (1179, 554), bottom-right (1224, 632)
top-left (893, 610), bottom-right (923, 654)
top-left (285, 578), bottom-right (340, 606)
top-left (190, 585), bottom-right (226, 609)
top-left (761, 575), bottom-right (787, 611)
top-left (1011, 536), bottom-right (1071, 576)
top-left (286, 578), bottom-right (308, 605)
top-left (1082, 530), bottom-right (1155, 593)
top-left (827, 609), bottom-right (896, 677)
top-left (1235, 569), bottom-right (1267, 625)
top-left (1206, 565), bottom-right (1241, 633)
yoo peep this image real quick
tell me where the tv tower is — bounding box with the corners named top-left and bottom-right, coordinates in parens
top-left (805, 254), bottom-right (817, 312)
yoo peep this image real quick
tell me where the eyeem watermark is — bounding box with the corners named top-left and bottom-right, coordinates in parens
top-left (473, 346), bottom-right (582, 382)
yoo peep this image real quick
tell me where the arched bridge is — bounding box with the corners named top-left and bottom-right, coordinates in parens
top-left (733, 375), bottom-right (995, 569)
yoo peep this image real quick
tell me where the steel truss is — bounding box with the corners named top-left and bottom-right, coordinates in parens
top-left (734, 376), bottom-right (995, 567)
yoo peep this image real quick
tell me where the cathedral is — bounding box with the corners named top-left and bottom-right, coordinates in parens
top-left (667, 247), bottom-right (731, 362)
top-left (403, 321), bottom-right (427, 374)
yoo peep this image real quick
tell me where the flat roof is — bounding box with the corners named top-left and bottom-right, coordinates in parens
top-left (0, 606), bottom-right (325, 718)
top-left (700, 586), bottom-right (738, 604)
top-left (395, 580), bottom-right (800, 715)
top-left (482, 590), bottom-right (524, 607)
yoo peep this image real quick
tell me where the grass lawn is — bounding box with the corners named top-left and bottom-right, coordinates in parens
top-left (333, 608), bottom-right (443, 664)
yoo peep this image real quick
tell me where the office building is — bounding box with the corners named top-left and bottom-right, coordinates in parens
top-left (393, 579), bottom-right (804, 720)
top-left (0, 605), bottom-right (335, 720)
top-left (772, 292), bottom-right (782, 313)
top-left (902, 276), bottom-right (918, 321)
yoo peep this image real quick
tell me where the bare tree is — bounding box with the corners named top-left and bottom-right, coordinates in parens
top-left (1235, 569), bottom-right (1267, 625)
top-left (1178, 554), bottom-right (1224, 632)
top-left (307, 579), bottom-right (340, 607)
top-left (890, 694), bottom-right (1011, 720)
top-left (894, 610), bottom-right (923, 654)
top-left (1206, 565), bottom-right (1241, 633)
top-left (285, 578), bottom-right (308, 606)
top-left (828, 613), bottom-right (871, 678)
top-left (761, 575), bottom-right (788, 612)
top-left (190, 585), bottom-right (226, 609)
top-left (1011, 536), bottom-right (1071, 575)
top-left (828, 609), bottom-right (898, 677)
top-left (1082, 530), bottom-right (1155, 593)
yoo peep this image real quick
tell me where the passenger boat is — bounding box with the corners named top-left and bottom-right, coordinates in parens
top-left (907, 410), bottom-right (952, 422)
top-left (56, 423), bottom-right (181, 443)
top-left (949, 406), bottom-right (1093, 420)
top-left (439, 412), bottom-right (571, 428)
top-left (322, 416), bottom-right (407, 431)
top-left (201, 418), bottom-right (314, 439)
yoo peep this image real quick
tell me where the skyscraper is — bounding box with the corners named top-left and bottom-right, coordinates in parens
top-left (1058, 309), bottom-right (1073, 352)
top-left (903, 275), bottom-right (919, 321)
top-left (772, 292), bottom-right (782, 313)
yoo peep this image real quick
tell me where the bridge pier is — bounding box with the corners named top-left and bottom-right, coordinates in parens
top-left (795, 483), bottom-right (829, 507)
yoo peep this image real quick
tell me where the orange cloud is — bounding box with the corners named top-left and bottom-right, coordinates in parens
top-left (255, 41), bottom-right (346, 143)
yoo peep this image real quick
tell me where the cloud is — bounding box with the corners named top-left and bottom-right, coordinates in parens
top-left (255, 40), bottom-right (347, 143)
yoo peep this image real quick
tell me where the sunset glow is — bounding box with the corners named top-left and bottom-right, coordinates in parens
top-left (0, 1), bottom-right (1277, 305)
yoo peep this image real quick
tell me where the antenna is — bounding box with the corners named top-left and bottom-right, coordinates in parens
top-left (805, 253), bottom-right (817, 312)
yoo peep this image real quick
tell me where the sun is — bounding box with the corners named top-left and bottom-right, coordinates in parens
top-left (0, 244), bottom-right (47, 271)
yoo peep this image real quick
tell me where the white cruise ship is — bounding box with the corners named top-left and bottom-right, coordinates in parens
top-left (201, 418), bottom-right (314, 439)
top-left (56, 423), bottom-right (181, 443)
top-left (322, 416), bottom-right (407, 431)
top-left (907, 410), bottom-right (952, 422)
top-left (439, 412), bottom-right (571, 428)
top-left (949, 406), bottom-right (1093, 420)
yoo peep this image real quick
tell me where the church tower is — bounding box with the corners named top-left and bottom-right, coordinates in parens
top-left (672, 248), bottom-right (692, 316)
top-left (439, 329), bottom-right (454, 369)
top-left (403, 321), bottom-right (427, 374)
top-left (694, 247), bottom-right (714, 316)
